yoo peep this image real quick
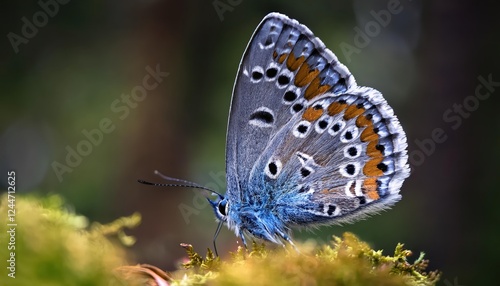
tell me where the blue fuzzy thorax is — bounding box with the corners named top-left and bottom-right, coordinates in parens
top-left (209, 193), bottom-right (291, 245)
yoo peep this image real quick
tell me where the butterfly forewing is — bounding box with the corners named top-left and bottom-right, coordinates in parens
top-left (226, 13), bottom-right (356, 202)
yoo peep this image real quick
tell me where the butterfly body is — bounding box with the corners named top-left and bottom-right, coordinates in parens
top-left (209, 13), bottom-right (409, 247)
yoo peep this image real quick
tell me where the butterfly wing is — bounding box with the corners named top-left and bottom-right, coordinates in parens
top-left (252, 86), bottom-right (410, 227)
top-left (226, 13), bottom-right (356, 203)
top-left (226, 13), bottom-right (409, 228)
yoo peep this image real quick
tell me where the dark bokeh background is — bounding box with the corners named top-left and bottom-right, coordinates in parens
top-left (1, 0), bottom-right (498, 284)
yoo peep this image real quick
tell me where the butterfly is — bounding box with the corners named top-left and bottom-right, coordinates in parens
top-left (204, 12), bottom-right (410, 251)
top-left (141, 12), bottom-right (410, 254)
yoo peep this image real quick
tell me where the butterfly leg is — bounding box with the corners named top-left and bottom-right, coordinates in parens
top-left (277, 230), bottom-right (299, 253)
top-left (212, 220), bottom-right (224, 256)
top-left (239, 233), bottom-right (249, 248)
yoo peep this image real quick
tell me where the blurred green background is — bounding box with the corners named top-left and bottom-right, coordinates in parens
top-left (1, 0), bottom-right (498, 285)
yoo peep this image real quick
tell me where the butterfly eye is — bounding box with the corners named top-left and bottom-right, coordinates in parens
top-left (217, 200), bottom-right (229, 217)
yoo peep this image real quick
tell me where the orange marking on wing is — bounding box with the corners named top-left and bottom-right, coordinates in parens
top-left (363, 157), bottom-right (384, 176)
top-left (363, 177), bottom-right (380, 200)
top-left (302, 106), bottom-right (324, 122)
top-left (366, 140), bottom-right (383, 158)
top-left (327, 101), bottom-right (348, 116)
top-left (286, 52), bottom-right (306, 71)
top-left (360, 126), bottom-right (378, 142)
top-left (344, 105), bottom-right (365, 120)
top-left (355, 115), bottom-right (371, 127)
top-left (304, 77), bottom-right (330, 100)
top-left (294, 62), bottom-right (320, 87)
top-left (273, 50), bottom-right (278, 59)
top-left (278, 53), bottom-right (288, 64)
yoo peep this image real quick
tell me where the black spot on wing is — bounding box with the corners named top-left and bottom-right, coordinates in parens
top-left (250, 110), bottom-right (274, 124)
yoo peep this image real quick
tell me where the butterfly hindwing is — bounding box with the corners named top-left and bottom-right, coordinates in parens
top-left (250, 87), bottom-right (409, 226)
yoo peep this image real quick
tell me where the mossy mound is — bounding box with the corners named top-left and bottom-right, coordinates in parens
top-left (168, 233), bottom-right (439, 286)
top-left (0, 194), bottom-right (439, 285)
top-left (0, 194), bottom-right (139, 286)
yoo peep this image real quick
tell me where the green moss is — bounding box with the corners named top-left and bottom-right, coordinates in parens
top-left (170, 233), bottom-right (440, 286)
top-left (0, 194), bottom-right (138, 286)
top-left (0, 194), bottom-right (439, 285)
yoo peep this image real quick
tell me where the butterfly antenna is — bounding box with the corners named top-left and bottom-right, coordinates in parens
top-left (140, 170), bottom-right (225, 256)
top-left (137, 170), bottom-right (224, 197)
top-left (153, 170), bottom-right (203, 186)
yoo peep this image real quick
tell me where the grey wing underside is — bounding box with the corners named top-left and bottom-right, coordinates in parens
top-left (225, 13), bottom-right (356, 202)
top-left (225, 13), bottom-right (409, 226)
top-left (249, 87), bottom-right (410, 226)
